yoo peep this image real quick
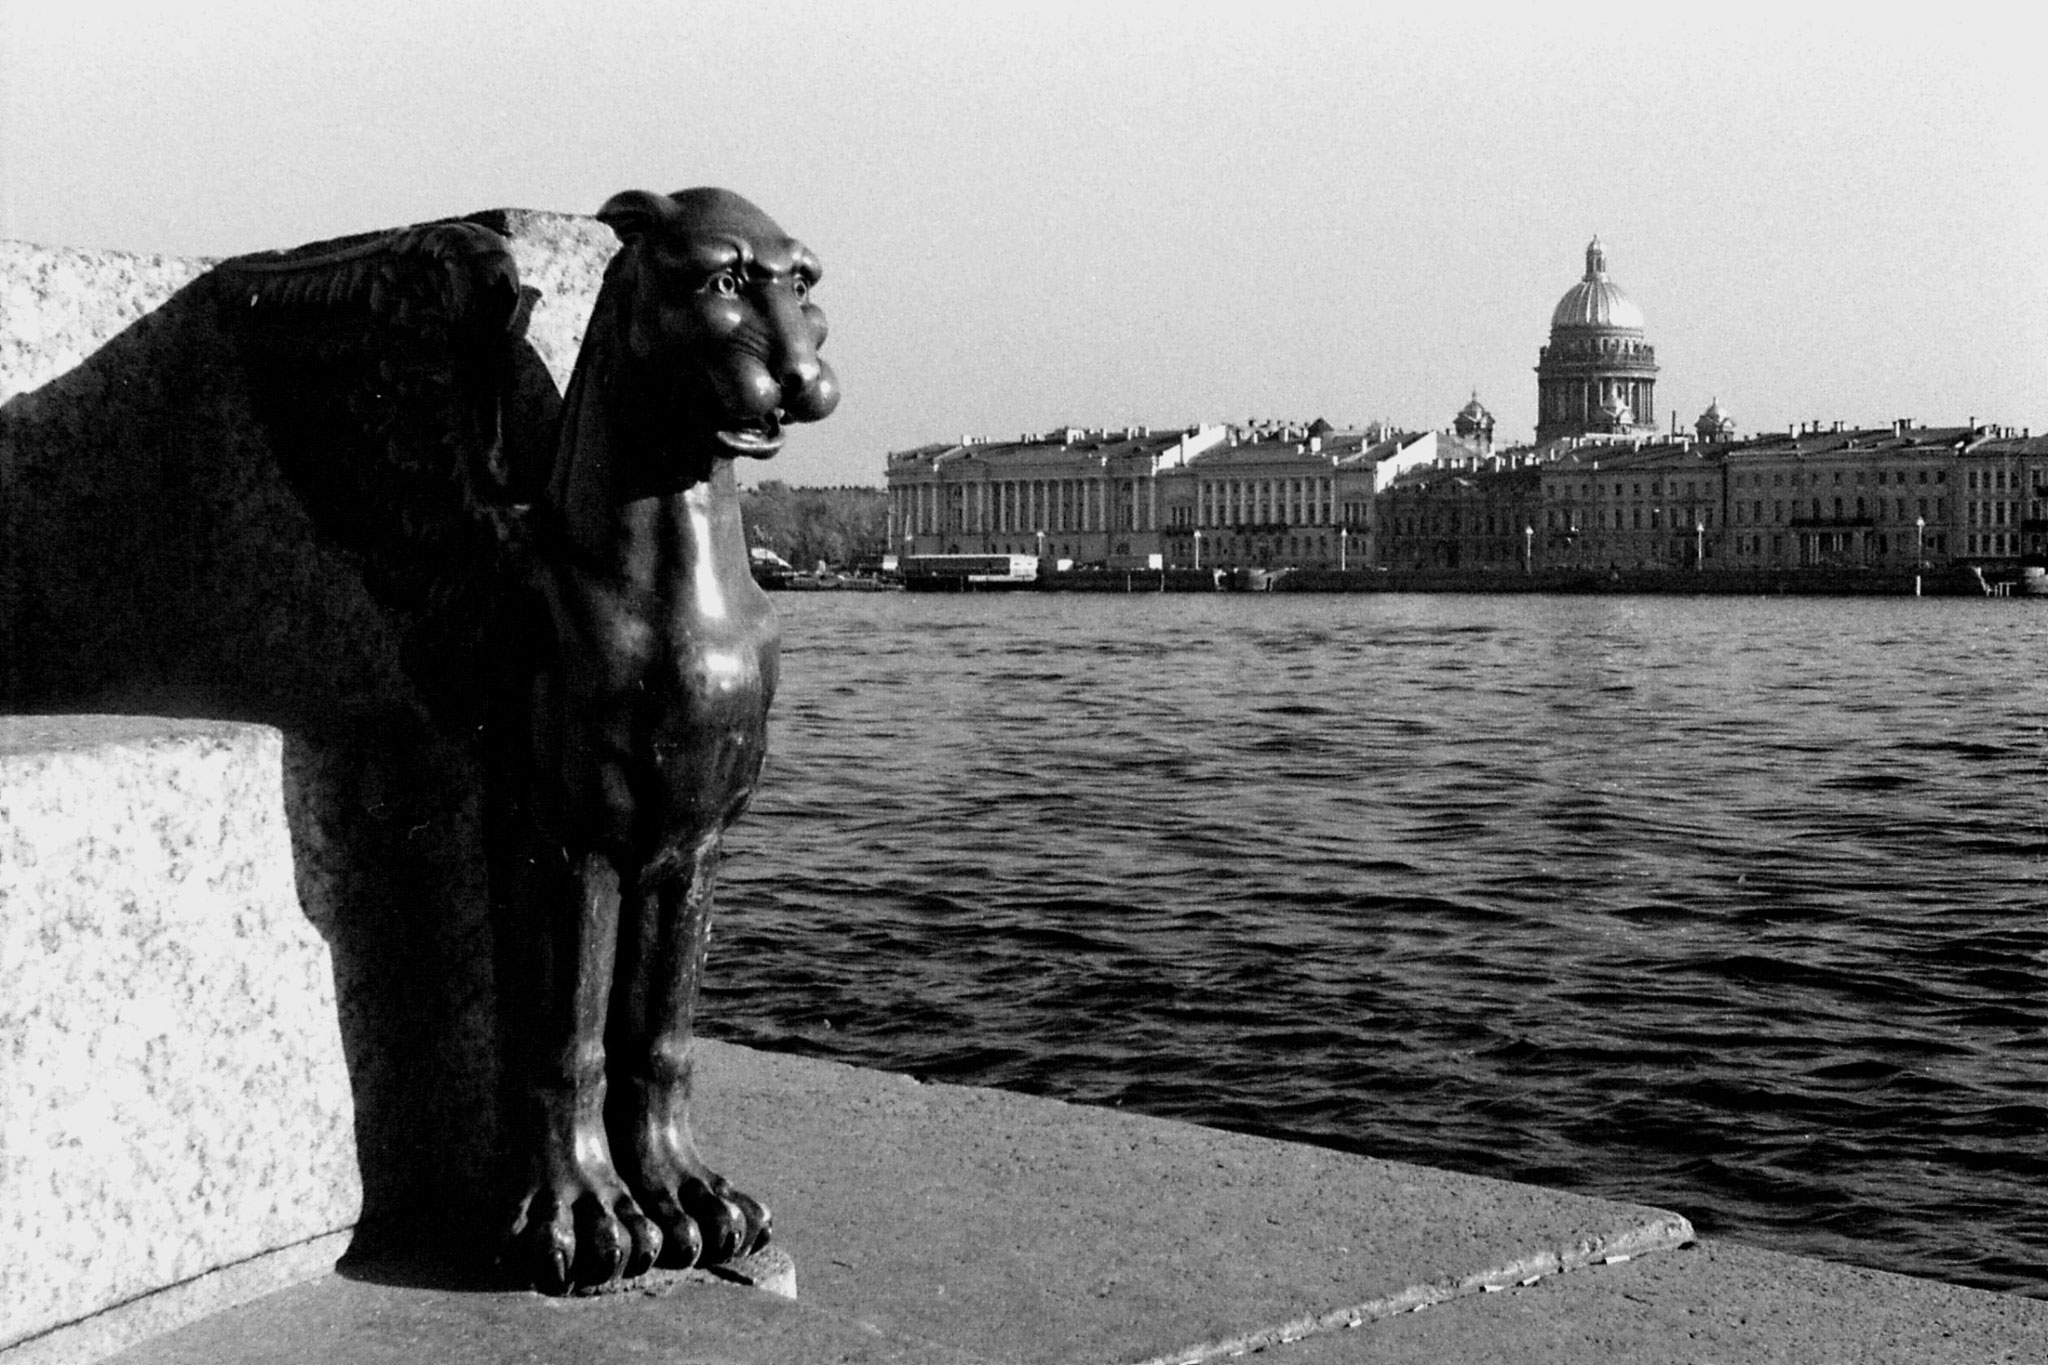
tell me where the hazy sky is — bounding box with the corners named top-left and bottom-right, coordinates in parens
top-left (5, 2), bottom-right (2043, 486)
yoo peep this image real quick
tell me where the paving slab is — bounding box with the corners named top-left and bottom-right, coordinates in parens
top-left (85, 1040), bottom-right (1689, 1365)
top-left (674, 1041), bottom-right (1691, 1364)
top-left (101, 1265), bottom-right (990, 1365)
top-left (1253, 1237), bottom-right (2048, 1364)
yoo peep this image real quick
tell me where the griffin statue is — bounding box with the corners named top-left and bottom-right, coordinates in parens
top-left (215, 188), bottom-right (839, 1294)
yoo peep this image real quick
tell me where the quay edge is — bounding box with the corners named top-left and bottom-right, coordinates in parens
top-left (75, 1039), bottom-right (2048, 1365)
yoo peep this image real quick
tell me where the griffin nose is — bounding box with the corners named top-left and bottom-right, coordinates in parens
top-left (782, 357), bottom-right (839, 423)
top-left (780, 355), bottom-right (821, 401)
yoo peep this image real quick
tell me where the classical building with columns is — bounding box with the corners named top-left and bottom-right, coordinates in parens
top-left (884, 425), bottom-right (1230, 565)
top-left (1535, 238), bottom-right (1659, 443)
top-left (1153, 421), bottom-right (1391, 570)
top-left (885, 412), bottom-right (1517, 571)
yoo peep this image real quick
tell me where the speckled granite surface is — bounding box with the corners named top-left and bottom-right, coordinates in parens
top-left (466, 208), bottom-right (616, 383)
top-left (0, 717), bottom-right (359, 1352)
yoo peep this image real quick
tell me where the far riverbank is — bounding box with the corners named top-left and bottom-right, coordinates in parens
top-left (1031, 564), bottom-right (2029, 596)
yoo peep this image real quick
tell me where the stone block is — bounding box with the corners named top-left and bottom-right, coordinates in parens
top-left (0, 215), bottom-right (612, 1252)
top-left (0, 717), bottom-right (358, 1353)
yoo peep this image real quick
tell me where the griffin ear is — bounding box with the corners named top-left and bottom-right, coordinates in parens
top-left (597, 190), bottom-right (682, 243)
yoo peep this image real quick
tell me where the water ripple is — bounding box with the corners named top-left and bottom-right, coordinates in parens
top-left (711, 593), bottom-right (2048, 1298)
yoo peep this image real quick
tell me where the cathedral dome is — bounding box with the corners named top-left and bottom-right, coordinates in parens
top-left (1550, 236), bottom-right (1646, 332)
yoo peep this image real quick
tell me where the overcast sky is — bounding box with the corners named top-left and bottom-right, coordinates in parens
top-left (5, 1), bottom-right (2042, 486)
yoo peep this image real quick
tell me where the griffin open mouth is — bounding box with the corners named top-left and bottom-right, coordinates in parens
top-left (716, 413), bottom-right (784, 457)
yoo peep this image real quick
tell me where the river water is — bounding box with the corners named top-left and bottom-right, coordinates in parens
top-left (709, 592), bottom-right (2047, 1297)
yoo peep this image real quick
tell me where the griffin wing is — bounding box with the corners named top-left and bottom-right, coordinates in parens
top-left (214, 219), bottom-right (548, 729)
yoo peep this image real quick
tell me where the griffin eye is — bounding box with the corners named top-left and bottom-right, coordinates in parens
top-left (791, 277), bottom-right (811, 303)
top-left (708, 271), bottom-right (741, 298)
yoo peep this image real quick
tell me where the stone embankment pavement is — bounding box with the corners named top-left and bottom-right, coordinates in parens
top-left (96, 1041), bottom-right (2046, 1365)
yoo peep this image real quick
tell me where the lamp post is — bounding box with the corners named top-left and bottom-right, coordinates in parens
top-left (1915, 516), bottom-right (1925, 597)
top-left (1193, 528), bottom-right (1202, 570)
top-left (1695, 521), bottom-right (1704, 571)
top-left (1035, 529), bottom-right (1046, 565)
top-left (1523, 525), bottom-right (1533, 575)
top-left (902, 533), bottom-right (913, 565)
top-left (1339, 525), bottom-right (1348, 571)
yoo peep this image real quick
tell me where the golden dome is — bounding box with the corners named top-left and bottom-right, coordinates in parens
top-left (1550, 236), bottom-right (1646, 332)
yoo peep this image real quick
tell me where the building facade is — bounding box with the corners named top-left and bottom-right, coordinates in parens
top-left (887, 418), bottom-right (1474, 571)
top-left (1154, 420), bottom-right (1459, 570)
top-left (884, 425), bottom-right (1228, 565)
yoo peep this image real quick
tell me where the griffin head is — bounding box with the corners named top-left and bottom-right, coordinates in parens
top-left (595, 188), bottom-right (839, 467)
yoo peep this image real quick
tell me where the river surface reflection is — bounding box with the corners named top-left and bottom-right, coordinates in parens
top-left (712, 592), bottom-right (2047, 1296)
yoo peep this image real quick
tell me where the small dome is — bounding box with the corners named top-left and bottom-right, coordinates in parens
top-left (1550, 236), bottom-right (1646, 332)
top-left (1453, 391), bottom-right (1495, 439)
top-left (1600, 392), bottom-right (1634, 426)
top-left (1696, 398), bottom-right (1734, 436)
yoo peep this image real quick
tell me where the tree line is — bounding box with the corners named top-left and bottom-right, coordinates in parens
top-left (738, 482), bottom-right (891, 570)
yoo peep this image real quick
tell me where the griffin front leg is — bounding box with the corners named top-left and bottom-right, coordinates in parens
top-left (608, 836), bottom-right (771, 1268)
top-left (493, 837), bottom-right (663, 1292)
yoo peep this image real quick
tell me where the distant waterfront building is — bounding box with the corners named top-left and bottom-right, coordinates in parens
top-left (1154, 419), bottom-right (1446, 570)
top-left (884, 425), bottom-right (1229, 566)
top-left (1539, 437), bottom-right (1740, 570)
top-left (1376, 459), bottom-right (1543, 571)
top-left (1535, 238), bottom-right (1659, 444)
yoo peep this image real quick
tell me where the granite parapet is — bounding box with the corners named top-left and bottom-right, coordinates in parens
top-left (0, 718), bottom-right (358, 1356)
top-left (0, 218), bottom-right (609, 1248)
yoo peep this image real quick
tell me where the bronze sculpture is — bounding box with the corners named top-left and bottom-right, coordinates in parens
top-left (218, 189), bottom-right (838, 1294)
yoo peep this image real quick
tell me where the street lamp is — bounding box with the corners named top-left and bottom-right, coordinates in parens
top-left (1915, 516), bottom-right (1926, 597)
top-left (1695, 522), bottom-right (1704, 571)
top-left (1193, 528), bottom-right (1203, 570)
top-left (1035, 529), bottom-right (1046, 564)
top-left (1339, 525), bottom-right (1348, 571)
top-left (1523, 525), bottom-right (1533, 575)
